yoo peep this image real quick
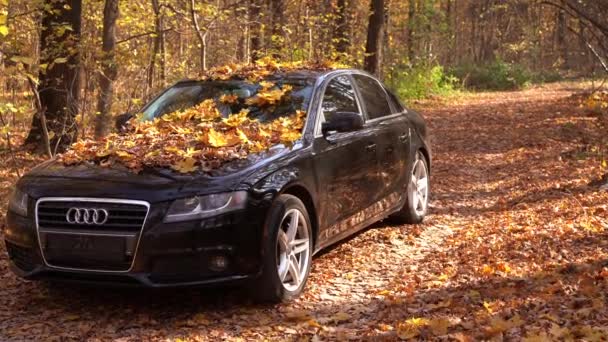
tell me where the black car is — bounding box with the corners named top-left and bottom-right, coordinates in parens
top-left (4, 69), bottom-right (431, 302)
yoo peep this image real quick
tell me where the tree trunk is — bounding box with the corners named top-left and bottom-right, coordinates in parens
top-left (469, 3), bottom-right (478, 62)
top-left (556, 9), bottom-right (569, 68)
top-left (249, 0), bottom-right (262, 62)
top-left (406, 0), bottom-right (416, 63)
top-left (147, 0), bottom-right (164, 89)
top-left (578, 20), bottom-right (590, 71)
top-left (306, 5), bottom-right (313, 60)
top-left (445, 0), bottom-right (453, 64)
top-left (159, 16), bottom-right (166, 83)
top-left (269, 0), bottom-right (285, 57)
top-left (335, 0), bottom-right (349, 54)
top-left (382, 0), bottom-right (390, 74)
top-left (453, 0), bottom-right (459, 64)
top-left (190, 0), bottom-right (208, 71)
top-left (364, 0), bottom-right (385, 76)
top-left (236, 5), bottom-right (247, 62)
top-left (25, 0), bottom-right (82, 153)
top-left (479, 0), bottom-right (495, 63)
top-left (94, 0), bottom-right (119, 138)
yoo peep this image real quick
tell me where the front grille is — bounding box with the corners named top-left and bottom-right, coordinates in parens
top-left (36, 198), bottom-right (149, 272)
top-left (6, 241), bottom-right (35, 272)
top-left (37, 201), bottom-right (148, 232)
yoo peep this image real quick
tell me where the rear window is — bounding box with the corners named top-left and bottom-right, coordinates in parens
top-left (353, 75), bottom-right (392, 120)
top-left (386, 90), bottom-right (405, 113)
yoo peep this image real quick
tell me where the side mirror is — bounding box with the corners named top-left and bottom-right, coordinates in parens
top-left (321, 112), bottom-right (364, 136)
top-left (115, 113), bottom-right (134, 132)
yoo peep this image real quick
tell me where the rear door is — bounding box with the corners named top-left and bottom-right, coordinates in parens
top-left (352, 74), bottom-right (411, 204)
top-left (312, 74), bottom-right (381, 241)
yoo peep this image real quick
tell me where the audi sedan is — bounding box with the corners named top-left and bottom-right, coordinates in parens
top-left (4, 69), bottom-right (430, 302)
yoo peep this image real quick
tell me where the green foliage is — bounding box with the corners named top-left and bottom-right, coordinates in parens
top-left (450, 60), bottom-right (554, 91)
top-left (450, 60), bottom-right (563, 91)
top-left (531, 69), bottom-right (562, 84)
top-left (387, 64), bottom-right (458, 100)
top-left (387, 60), bottom-right (564, 100)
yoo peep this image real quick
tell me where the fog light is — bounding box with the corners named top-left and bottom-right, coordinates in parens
top-left (209, 255), bottom-right (229, 272)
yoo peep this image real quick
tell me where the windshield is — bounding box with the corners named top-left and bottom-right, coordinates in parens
top-left (141, 78), bottom-right (314, 123)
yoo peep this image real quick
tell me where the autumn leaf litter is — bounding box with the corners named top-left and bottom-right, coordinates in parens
top-left (1, 82), bottom-right (608, 340)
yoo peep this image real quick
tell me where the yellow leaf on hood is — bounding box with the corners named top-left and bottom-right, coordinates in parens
top-left (223, 109), bottom-right (250, 127)
top-left (259, 81), bottom-right (275, 90)
top-left (280, 131), bottom-right (301, 143)
top-left (96, 149), bottom-right (111, 158)
top-left (205, 128), bottom-right (228, 147)
top-left (172, 157), bottom-right (197, 173)
top-left (181, 147), bottom-right (201, 158)
top-left (219, 93), bottom-right (239, 104)
top-left (236, 128), bottom-right (249, 144)
top-left (115, 150), bottom-right (134, 161)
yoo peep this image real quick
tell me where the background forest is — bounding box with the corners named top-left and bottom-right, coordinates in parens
top-left (0, 0), bottom-right (607, 154)
top-left (2, 1), bottom-right (608, 340)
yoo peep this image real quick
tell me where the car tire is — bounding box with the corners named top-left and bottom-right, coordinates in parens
top-left (391, 151), bottom-right (429, 224)
top-left (251, 194), bottom-right (313, 303)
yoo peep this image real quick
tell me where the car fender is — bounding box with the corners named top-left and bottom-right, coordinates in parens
top-left (248, 166), bottom-right (315, 210)
top-left (246, 164), bottom-right (319, 248)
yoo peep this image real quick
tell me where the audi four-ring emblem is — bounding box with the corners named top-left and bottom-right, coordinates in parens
top-left (65, 208), bottom-right (109, 225)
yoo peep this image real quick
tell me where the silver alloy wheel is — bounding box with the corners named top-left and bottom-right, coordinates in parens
top-left (409, 154), bottom-right (429, 216)
top-left (276, 208), bottom-right (310, 292)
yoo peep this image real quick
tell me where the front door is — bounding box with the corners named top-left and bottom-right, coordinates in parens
top-left (352, 74), bottom-right (411, 203)
top-left (312, 75), bottom-right (381, 243)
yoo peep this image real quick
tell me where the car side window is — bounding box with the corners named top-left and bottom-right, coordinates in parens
top-left (353, 75), bottom-right (392, 120)
top-left (386, 89), bottom-right (405, 113)
top-left (320, 75), bottom-right (360, 124)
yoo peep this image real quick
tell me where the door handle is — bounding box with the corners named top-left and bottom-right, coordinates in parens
top-left (365, 143), bottom-right (377, 152)
top-left (399, 132), bottom-right (409, 142)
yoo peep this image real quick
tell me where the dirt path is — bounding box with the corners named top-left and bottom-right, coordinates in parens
top-left (1, 83), bottom-right (608, 341)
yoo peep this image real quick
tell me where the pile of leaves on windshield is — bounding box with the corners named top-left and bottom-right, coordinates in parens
top-left (199, 57), bottom-right (344, 82)
top-left (60, 59), bottom-right (344, 173)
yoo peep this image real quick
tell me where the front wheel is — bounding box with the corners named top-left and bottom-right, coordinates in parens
top-left (251, 194), bottom-right (313, 302)
top-left (391, 151), bottom-right (429, 224)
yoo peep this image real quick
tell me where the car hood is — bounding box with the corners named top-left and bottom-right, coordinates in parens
top-left (19, 144), bottom-right (296, 203)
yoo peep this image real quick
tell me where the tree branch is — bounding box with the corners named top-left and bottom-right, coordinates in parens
top-left (117, 28), bottom-right (174, 45)
top-left (27, 77), bottom-right (52, 158)
top-left (562, 0), bottom-right (608, 36)
top-left (566, 25), bottom-right (608, 74)
top-left (7, 9), bottom-right (40, 20)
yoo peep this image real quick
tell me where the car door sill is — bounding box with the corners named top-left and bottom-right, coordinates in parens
top-left (313, 193), bottom-right (404, 255)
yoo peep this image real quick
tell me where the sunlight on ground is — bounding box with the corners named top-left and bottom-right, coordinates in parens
top-left (1, 81), bottom-right (608, 340)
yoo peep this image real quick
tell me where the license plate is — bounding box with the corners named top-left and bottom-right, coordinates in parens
top-left (46, 234), bottom-right (126, 262)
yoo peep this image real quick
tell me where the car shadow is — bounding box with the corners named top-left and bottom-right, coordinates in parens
top-left (8, 220), bottom-right (392, 317)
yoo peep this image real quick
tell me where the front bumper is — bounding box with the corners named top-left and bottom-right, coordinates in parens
top-left (4, 198), bottom-right (271, 288)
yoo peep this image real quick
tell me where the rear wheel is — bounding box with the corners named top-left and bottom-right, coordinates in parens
top-left (251, 194), bottom-right (312, 302)
top-left (391, 151), bottom-right (429, 224)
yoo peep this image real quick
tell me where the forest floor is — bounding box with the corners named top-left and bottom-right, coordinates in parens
top-left (1, 82), bottom-right (608, 341)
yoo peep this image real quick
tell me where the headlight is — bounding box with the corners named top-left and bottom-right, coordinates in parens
top-left (164, 191), bottom-right (248, 223)
top-left (8, 188), bottom-right (28, 217)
